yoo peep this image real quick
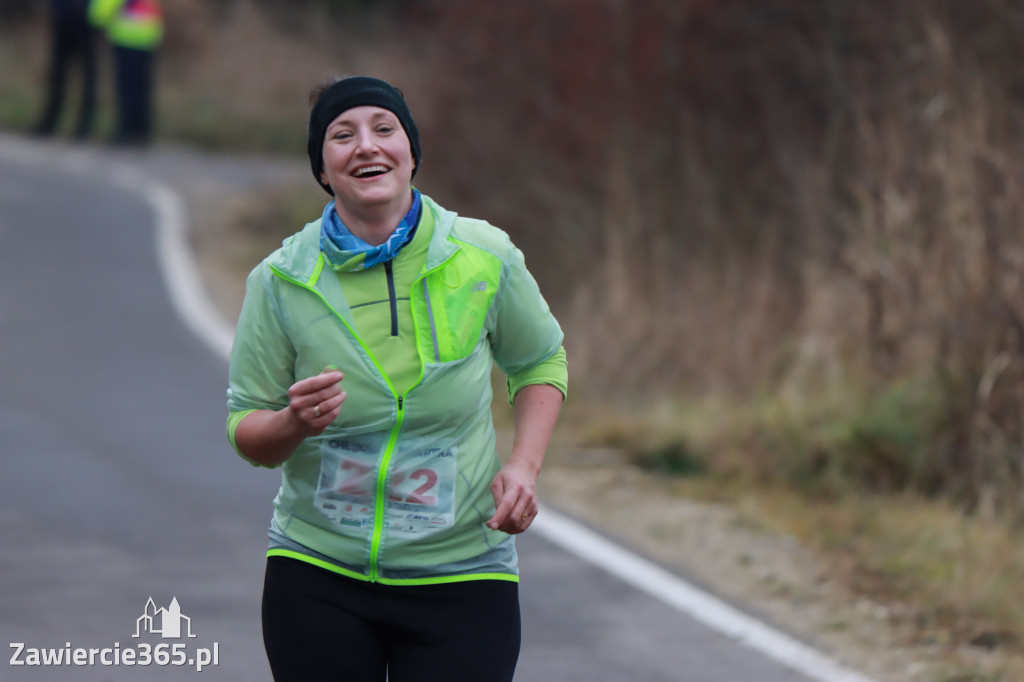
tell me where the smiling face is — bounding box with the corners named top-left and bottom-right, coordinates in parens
top-left (319, 105), bottom-right (416, 220)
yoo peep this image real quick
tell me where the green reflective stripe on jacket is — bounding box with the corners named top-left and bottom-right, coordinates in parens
top-left (226, 195), bottom-right (566, 583)
top-left (369, 401), bottom-right (405, 581)
top-left (267, 548), bottom-right (520, 586)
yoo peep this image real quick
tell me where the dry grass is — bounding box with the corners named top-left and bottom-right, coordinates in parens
top-left (568, 387), bottom-right (1024, 677)
top-left (751, 490), bottom-right (1024, 680)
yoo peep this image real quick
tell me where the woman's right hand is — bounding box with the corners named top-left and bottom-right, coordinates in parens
top-left (286, 368), bottom-right (347, 437)
top-left (233, 368), bottom-right (346, 467)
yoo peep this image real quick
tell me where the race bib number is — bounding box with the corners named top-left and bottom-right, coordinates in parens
top-left (315, 438), bottom-right (379, 533)
top-left (385, 446), bottom-right (456, 538)
top-left (315, 439), bottom-right (456, 538)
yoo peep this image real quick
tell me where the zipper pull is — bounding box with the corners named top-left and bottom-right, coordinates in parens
top-left (398, 396), bottom-right (404, 410)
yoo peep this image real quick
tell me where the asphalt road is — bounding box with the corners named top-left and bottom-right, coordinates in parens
top-left (0, 135), bottom-right (847, 681)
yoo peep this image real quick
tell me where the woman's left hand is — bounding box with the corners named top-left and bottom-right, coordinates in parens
top-left (487, 460), bottom-right (539, 534)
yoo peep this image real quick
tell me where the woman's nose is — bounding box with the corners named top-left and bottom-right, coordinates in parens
top-left (354, 129), bottom-right (377, 153)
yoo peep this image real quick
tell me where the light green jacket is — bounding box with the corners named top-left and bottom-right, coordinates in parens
top-left (227, 196), bottom-right (566, 585)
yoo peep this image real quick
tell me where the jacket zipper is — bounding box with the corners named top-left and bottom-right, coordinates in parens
top-left (369, 395), bottom-right (405, 581)
top-left (384, 260), bottom-right (398, 337)
top-left (270, 262), bottom-right (404, 582)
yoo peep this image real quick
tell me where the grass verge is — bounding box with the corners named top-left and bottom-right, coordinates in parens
top-left (575, 388), bottom-right (1024, 680)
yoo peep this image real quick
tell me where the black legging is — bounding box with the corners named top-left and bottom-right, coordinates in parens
top-left (262, 556), bottom-right (521, 682)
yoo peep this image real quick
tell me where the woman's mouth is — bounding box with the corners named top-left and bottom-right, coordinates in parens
top-left (353, 165), bottom-right (389, 178)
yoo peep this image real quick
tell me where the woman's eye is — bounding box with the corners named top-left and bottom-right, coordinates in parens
top-left (376, 126), bottom-right (394, 134)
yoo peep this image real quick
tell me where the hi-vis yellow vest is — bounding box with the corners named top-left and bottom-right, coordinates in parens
top-left (88, 0), bottom-right (163, 50)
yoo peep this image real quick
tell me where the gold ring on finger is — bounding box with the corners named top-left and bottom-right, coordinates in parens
top-left (314, 404), bottom-right (321, 418)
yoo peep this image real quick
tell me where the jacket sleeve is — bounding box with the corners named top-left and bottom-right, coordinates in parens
top-left (226, 263), bottom-right (297, 416)
top-left (506, 345), bottom-right (567, 402)
top-left (488, 239), bottom-right (567, 404)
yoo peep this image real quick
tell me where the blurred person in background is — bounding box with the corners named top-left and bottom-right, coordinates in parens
top-left (87, 0), bottom-right (162, 146)
top-left (34, 0), bottom-right (97, 139)
top-left (226, 76), bottom-right (567, 682)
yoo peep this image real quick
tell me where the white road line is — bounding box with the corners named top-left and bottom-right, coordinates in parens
top-left (145, 180), bottom-right (235, 361)
top-left (0, 135), bottom-right (235, 361)
top-left (1, 135), bottom-right (883, 682)
top-left (532, 509), bottom-right (881, 682)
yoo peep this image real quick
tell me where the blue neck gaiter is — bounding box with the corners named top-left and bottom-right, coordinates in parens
top-left (319, 189), bottom-right (422, 272)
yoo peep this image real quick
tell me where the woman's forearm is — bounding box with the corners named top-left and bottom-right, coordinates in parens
top-left (234, 408), bottom-right (309, 467)
top-left (509, 383), bottom-right (564, 474)
top-left (487, 383), bottom-right (564, 533)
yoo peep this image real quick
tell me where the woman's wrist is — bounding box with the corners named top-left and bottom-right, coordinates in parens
top-left (506, 449), bottom-right (543, 479)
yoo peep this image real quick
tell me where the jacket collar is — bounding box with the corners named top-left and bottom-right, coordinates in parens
top-left (267, 194), bottom-right (459, 285)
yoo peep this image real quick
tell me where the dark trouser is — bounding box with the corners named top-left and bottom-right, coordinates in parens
top-left (36, 15), bottom-right (97, 137)
top-left (113, 45), bottom-right (155, 144)
top-left (262, 556), bottom-right (521, 682)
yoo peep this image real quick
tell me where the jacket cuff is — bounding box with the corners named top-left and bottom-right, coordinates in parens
top-left (506, 346), bottom-right (567, 405)
top-left (226, 409), bottom-right (277, 468)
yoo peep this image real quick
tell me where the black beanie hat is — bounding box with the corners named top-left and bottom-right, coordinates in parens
top-left (307, 76), bottom-right (421, 196)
